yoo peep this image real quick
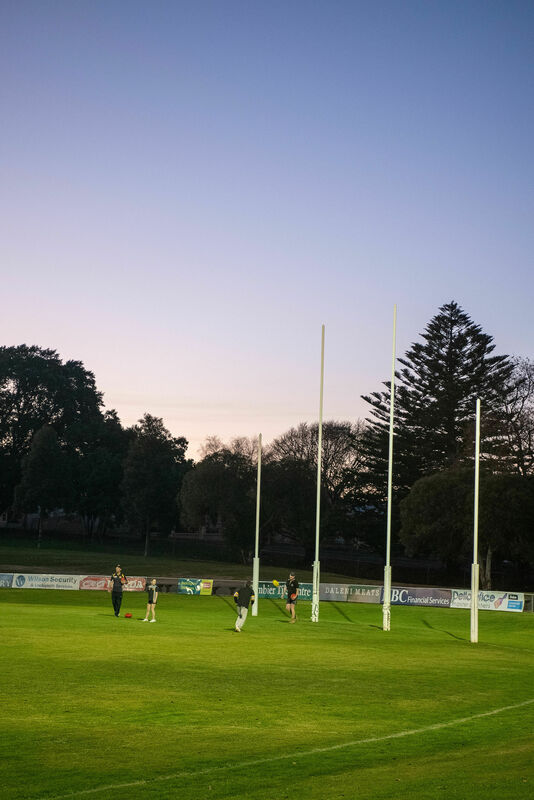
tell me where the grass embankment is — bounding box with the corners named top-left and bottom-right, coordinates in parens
top-left (0, 540), bottom-right (369, 583)
top-left (1, 589), bottom-right (533, 800)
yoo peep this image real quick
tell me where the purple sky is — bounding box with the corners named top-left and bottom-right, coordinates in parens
top-left (2, 1), bottom-right (534, 457)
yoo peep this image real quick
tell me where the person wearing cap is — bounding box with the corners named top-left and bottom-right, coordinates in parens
top-left (233, 580), bottom-right (255, 632)
top-left (285, 572), bottom-right (299, 623)
top-left (142, 578), bottom-right (158, 622)
top-left (107, 565), bottom-right (128, 617)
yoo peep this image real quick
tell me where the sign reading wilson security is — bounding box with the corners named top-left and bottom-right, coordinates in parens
top-left (12, 573), bottom-right (83, 590)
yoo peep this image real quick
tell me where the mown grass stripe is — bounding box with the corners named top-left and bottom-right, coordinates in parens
top-left (47, 697), bottom-right (534, 800)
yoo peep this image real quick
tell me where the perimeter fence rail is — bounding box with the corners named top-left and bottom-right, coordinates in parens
top-left (1, 571), bottom-right (532, 613)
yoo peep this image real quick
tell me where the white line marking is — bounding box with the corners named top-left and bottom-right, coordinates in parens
top-left (47, 698), bottom-right (534, 800)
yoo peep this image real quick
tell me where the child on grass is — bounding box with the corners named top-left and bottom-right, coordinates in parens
top-left (143, 578), bottom-right (158, 622)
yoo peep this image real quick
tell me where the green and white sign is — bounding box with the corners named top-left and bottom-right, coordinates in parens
top-left (177, 578), bottom-right (213, 595)
top-left (257, 581), bottom-right (313, 600)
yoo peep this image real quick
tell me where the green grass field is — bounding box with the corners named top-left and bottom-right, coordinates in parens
top-left (1, 588), bottom-right (533, 800)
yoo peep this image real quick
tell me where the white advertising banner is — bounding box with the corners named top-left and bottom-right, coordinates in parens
top-left (12, 573), bottom-right (83, 590)
top-left (79, 575), bottom-right (147, 591)
top-left (121, 576), bottom-right (146, 592)
top-left (78, 575), bottom-right (109, 591)
top-left (11, 573), bottom-right (147, 591)
top-left (451, 589), bottom-right (524, 612)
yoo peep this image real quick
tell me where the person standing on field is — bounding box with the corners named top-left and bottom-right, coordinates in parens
top-left (143, 578), bottom-right (158, 622)
top-left (285, 572), bottom-right (299, 623)
top-left (233, 580), bottom-right (255, 632)
top-left (108, 565), bottom-right (128, 617)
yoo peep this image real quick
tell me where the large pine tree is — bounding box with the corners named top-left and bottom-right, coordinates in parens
top-left (362, 301), bottom-right (514, 501)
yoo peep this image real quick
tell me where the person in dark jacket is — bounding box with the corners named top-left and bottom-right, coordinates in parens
top-left (285, 572), bottom-right (299, 623)
top-left (233, 580), bottom-right (255, 632)
top-left (108, 565), bottom-right (128, 616)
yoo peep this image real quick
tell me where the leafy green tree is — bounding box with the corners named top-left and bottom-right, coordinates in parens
top-left (76, 447), bottom-right (124, 542)
top-left (398, 468), bottom-right (472, 571)
top-left (73, 410), bottom-right (133, 541)
top-left (477, 472), bottom-right (534, 587)
top-left (180, 448), bottom-right (256, 563)
top-left (122, 414), bottom-right (189, 556)
top-left (502, 357), bottom-right (534, 476)
top-left (261, 458), bottom-right (320, 565)
top-left (268, 421), bottom-right (365, 507)
top-left (399, 467), bottom-right (534, 588)
top-left (15, 425), bottom-right (70, 544)
top-left (0, 345), bottom-right (103, 513)
top-left (266, 421), bottom-right (368, 550)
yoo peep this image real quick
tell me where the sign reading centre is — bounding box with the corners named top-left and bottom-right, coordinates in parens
top-left (257, 581), bottom-right (313, 600)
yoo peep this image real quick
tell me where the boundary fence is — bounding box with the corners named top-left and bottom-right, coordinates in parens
top-left (1, 571), bottom-right (531, 612)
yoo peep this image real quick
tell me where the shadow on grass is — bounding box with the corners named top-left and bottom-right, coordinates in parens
top-left (216, 595), bottom-right (237, 612)
top-left (330, 602), bottom-right (354, 623)
top-left (267, 597), bottom-right (288, 618)
top-left (422, 618), bottom-right (466, 641)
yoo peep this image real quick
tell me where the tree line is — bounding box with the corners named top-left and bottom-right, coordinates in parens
top-left (1, 302), bottom-right (534, 586)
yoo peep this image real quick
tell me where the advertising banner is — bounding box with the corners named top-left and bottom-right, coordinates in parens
top-left (347, 585), bottom-right (383, 604)
top-left (78, 575), bottom-right (146, 591)
top-left (79, 575), bottom-right (109, 591)
top-left (257, 581), bottom-right (313, 600)
top-left (450, 589), bottom-right (524, 612)
top-left (257, 581), bottom-right (284, 599)
top-left (122, 577), bottom-right (146, 592)
top-left (320, 583), bottom-right (351, 601)
top-left (319, 583), bottom-right (382, 603)
top-left (293, 582), bottom-right (313, 600)
top-left (177, 578), bottom-right (213, 595)
top-left (388, 587), bottom-right (452, 608)
top-left (8, 569), bottom-right (519, 612)
top-left (12, 573), bottom-right (83, 590)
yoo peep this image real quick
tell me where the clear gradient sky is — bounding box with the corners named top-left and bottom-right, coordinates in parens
top-left (2, 1), bottom-right (534, 457)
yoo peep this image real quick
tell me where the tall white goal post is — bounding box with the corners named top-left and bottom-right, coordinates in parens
top-left (470, 399), bottom-right (481, 643)
top-left (383, 305), bottom-right (397, 632)
top-left (252, 433), bottom-right (262, 617)
top-left (311, 325), bottom-right (325, 623)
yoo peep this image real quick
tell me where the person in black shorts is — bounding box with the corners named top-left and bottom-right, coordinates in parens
top-left (285, 572), bottom-right (299, 623)
top-left (108, 565), bottom-right (128, 616)
top-left (143, 579), bottom-right (158, 622)
top-left (233, 579), bottom-right (255, 632)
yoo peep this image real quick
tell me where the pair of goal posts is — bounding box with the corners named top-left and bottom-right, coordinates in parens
top-left (249, 313), bottom-right (483, 643)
